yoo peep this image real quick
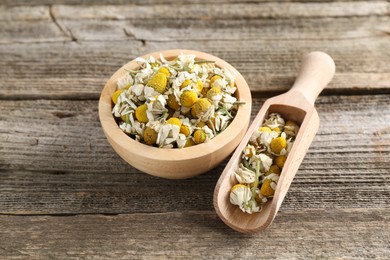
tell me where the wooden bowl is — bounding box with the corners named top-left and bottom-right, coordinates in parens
top-left (98, 49), bottom-right (252, 179)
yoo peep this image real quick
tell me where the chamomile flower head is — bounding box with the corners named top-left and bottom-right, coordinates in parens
top-left (270, 136), bottom-right (287, 154)
top-left (117, 73), bottom-right (134, 90)
top-left (135, 104), bottom-right (149, 123)
top-left (180, 90), bottom-right (198, 108)
top-left (193, 129), bottom-right (207, 144)
top-left (191, 98), bottom-right (212, 119)
top-left (112, 89), bottom-right (124, 104)
top-left (230, 184), bottom-right (259, 214)
top-left (264, 113), bottom-right (285, 130)
top-left (234, 165), bottom-right (256, 184)
top-left (284, 120), bottom-right (300, 137)
top-left (147, 72), bottom-right (167, 94)
top-left (143, 127), bottom-right (158, 146)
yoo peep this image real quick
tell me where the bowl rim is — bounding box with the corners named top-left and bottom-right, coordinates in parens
top-left (98, 49), bottom-right (252, 162)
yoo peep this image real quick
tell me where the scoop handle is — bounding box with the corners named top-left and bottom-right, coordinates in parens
top-left (289, 51), bottom-right (336, 105)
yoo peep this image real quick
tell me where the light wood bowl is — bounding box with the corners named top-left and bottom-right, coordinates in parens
top-left (98, 49), bottom-right (252, 179)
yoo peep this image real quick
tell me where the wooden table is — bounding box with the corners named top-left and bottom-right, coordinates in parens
top-left (1, 1), bottom-right (389, 258)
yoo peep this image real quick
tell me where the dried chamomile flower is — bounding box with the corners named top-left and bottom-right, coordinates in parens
top-left (180, 90), bottom-right (198, 107)
top-left (256, 153), bottom-right (273, 173)
top-left (167, 93), bottom-right (180, 110)
top-left (264, 113), bottom-right (285, 130)
top-left (270, 136), bottom-right (287, 154)
top-left (179, 125), bottom-right (190, 137)
top-left (147, 72), bottom-right (167, 94)
top-left (230, 113), bottom-right (299, 214)
top-left (242, 144), bottom-right (257, 161)
top-left (275, 155), bottom-right (287, 169)
top-left (266, 164), bottom-right (281, 176)
top-left (234, 164), bottom-right (256, 184)
top-left (135, 104), bottom-right (149, 123)
top-left (143, 127), bottom-right (158, 145)
top-left (191, 98), bottom-right (212, 119)
top-left (261, 173), bottom-right (280, 197)
top-left (184, 138), bottom-right (196, 147)
top-left (112, 53), bottom-right (241, 148)
top-left (117, 73), bottom-right (134, 90)
top-left (210, 75), bottom-right (222, 86)
top-left (193, 129), bottom-right (206, 144)
top-left (230, 184), bottom-right (259, 214)
top-left (157, 119), bottom-right (181, 147)
top-left (112, 89), bottom-right (124, 104)
top-left (284, 120), bottom-right (300, 137)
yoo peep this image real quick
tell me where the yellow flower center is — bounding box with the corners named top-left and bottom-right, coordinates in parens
top-left (111, 89), bottom-right (124, 104)
top-left (180, 90), bottom-right (198, 108)
top-left (210, 75), bottom-right (222, 86)
top-left (275, 155), bottom-right (287, 169)
top-left (272, 127), bottom-right (281, 136)
top-left (184, 138), bottom-right (195, 148)
top-left (191, 98), bottom-right (211, 118)
top-left (196, 79), bottom-right (203, 92)
top-left (180, 124), bottom-right (191, 136)
top-left (135, 104), bottom-right (149, 123)
top-left (260, 179), bottom-right (275, 197)
top-left (147, 72), bottom-right (167, 94)
top-left (258, 126), bottom-right (272, 133)
top-left (143, 127), bottom-right (158, 145)
top-left (193, 129), bottom-right (206, 144)
top-left (270, 137), bottom-right (287, 154)
top-left (230, 183), bottom-right (247, 192)
top-left (266, 165), bottom-right (281, 176)
top-left (158, 67), bottom-right (170, 77)
top-left (165, 117), bottom-right (182, 127)
top-left (180, 79), bottom-right (192, 89)
top-left (206, 86), bottom-right (221, 100)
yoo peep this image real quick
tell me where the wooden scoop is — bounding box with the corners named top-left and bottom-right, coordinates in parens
top-left (213, 52), bottom-right (335, 233)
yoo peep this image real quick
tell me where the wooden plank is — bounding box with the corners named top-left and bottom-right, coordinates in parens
top-left (53, 16), bottom-right (390, 42)
top-left (0, 37), bottom-right (389, 99)
top-left (0, 209), bottom-right (389, 259)
top-left (0, 6), bottom-right (69, 44)
top-left (1, 0), bottom-right (385, 6)
top-left (1, 4), bottom-right (389, 43)
top-left (52, 2), bottom-right (390, 20)
top-left (0, 3), bottom-right (388, 97)
top-left (0, 95), bottom-right (389, 214)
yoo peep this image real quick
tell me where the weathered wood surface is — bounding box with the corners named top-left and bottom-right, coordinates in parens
top-left (1, 3), bottom-right (389, 99)
top-left (1, 95), bottom-right (389, 213)
top-left (1, 0), bottom-right (390, 259)
top-left (0, 209), bottom-right (389, 259)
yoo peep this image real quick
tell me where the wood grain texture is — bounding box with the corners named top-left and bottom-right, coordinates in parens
top-left (0, 2), bottom-right (389, 98)
top-left (1, 0), bottom-right (389, 257)
top-left (0, 209), bottom-right (389, 259)
top-left (1, 95), bottom-right (389, 214)
top-left (1, 38), bottom-right (389, 99)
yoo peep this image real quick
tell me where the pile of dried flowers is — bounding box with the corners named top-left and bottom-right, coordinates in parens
top-left (229, 113), bottom-right (300, 213)
top-left (112, 53), bottom-right (241, 148)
